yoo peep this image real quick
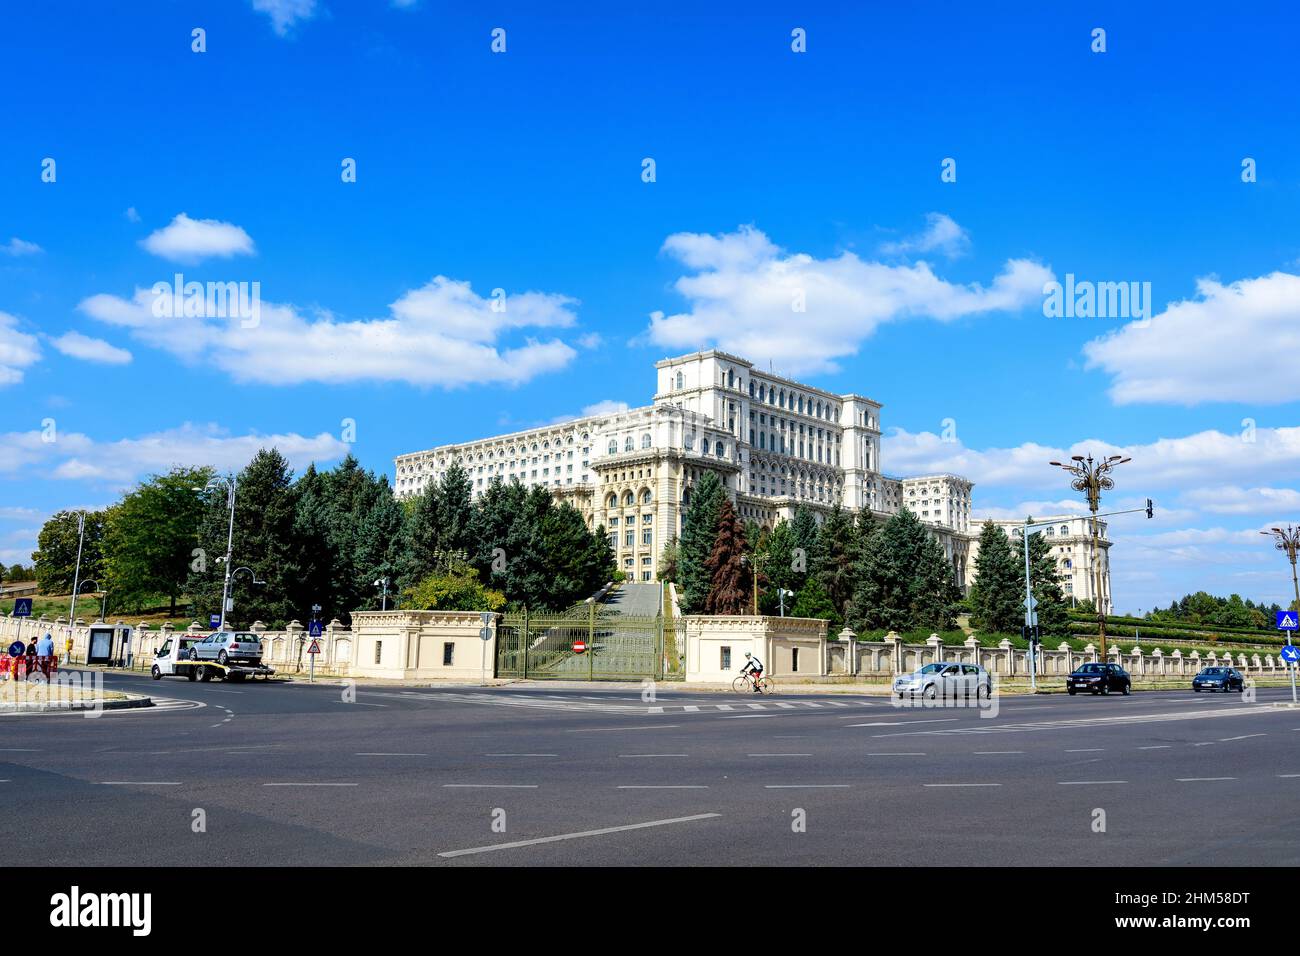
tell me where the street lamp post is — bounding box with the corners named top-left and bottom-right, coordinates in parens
top-left (195, 476), bottom-right (238, 630)
top-left (66, 511), bottom-right (87, 657)
top-left (1049, 454), bottom-right (1131, 658)
top-left (374, 577), bottom-right (390, 611)
top-left (1261, 525), bottom-right (1300, 704)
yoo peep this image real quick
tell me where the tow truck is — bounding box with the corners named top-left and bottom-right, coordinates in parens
top-left (150, 635), bottom-right (277, 683)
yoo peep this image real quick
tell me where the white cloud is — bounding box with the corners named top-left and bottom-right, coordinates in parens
top-left (0, 423), bottom-right (348, 487)
top-left (879, 213), bottom-right (969, 258)
top-left (580, 400), bottom-right (630, 416)
top-left (0, 312), bottom-right (41, 386)
top-left (50, 332), bottom-right (132, 365)
top-left (125, 207), bottom-right (141, 223)
top-left (646, 225), bottom-right (1051, 375)
top-left (2, 238), bottom-right (42, 257)
top-left (79, 275), bottom-right (579, 388)
top-left (251, 0), bottom-right (317, 35)
top-left (1182, 485), bottom-right (1300, 516)
top-left (884, 424), bottom-right (1300, 496)
top-left (141, 213), bottom-right (255, 264)
top-left (1083, 271), bottom-right (1300, 405)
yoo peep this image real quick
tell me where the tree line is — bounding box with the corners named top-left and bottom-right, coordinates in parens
top-left (31, 449), bottom-right (615, 627)
top-left (664, 471), bottom-right (1069, 638)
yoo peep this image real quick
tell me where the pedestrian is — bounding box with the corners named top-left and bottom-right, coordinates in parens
top-left (64, 634), bottom-right (73, 666)
top-left (25, 638), bottom-right (38, 682)
top-left (37, 631), bottom-right (55, 679)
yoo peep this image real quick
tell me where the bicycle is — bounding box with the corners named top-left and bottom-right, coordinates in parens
top-left (732, 670), bottom-right (773, 694)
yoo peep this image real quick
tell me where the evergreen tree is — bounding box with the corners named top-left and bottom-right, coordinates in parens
top-left (677, 471), bottom-right (725, 613)
top-left (188, 449), bottom-right (302, 628)
top-left (703, 499), bottom-right (751, 614)
top-left (1026, 531), bottom-right (1069, 636)
top-left (970, 520), bottom-right (1023, 634)
top-left (814, 505), bottom-right (858, 622)
top-left (761, 519), bottom-right (798, 615)
top-left (656, 536), bottom-right (679, 583)
top-left (791, 577), bottom-right (839, 629)
top-left (789, 504), bottom-right (820, 590)
top-left (913, 531), bottom-right (962, 632)
top-left (850, 509), bottom-right (926, 632)
top-left (398, 479), bottom-right (442, 591)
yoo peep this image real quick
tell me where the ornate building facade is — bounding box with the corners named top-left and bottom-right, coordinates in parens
top-left (964, 515), bottom-right (1113, 613)
top-left (394, 350), bottom-right (976, 585)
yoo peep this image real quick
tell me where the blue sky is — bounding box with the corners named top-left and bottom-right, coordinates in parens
top-left (3, 0), bottom-right (1300, 613)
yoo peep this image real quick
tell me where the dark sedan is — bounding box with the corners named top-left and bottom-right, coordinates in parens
top-left (1065, 662), bottom-right (1131, 696)
top-left (1192, 666), bottom-right (1244, 693)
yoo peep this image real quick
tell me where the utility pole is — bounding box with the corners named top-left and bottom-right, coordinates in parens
top-left (66, 511), bottom-right (86, 661)
top-left (1049, 454), bottom-right (1131, 658)
top-left (195, 475), bottom-right (238, 630)
top-left (1261, 525), bottom-right (1300, 704)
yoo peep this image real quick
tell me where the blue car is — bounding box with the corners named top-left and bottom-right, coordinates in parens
top-left (1192, 666), bottom-right (1244, 693)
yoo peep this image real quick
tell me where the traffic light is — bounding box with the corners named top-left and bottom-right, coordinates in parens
top-left (1146, 498), bottom-right (1154, 519)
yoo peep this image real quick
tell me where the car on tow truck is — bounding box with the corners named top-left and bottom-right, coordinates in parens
top-left (189, 631), bottom-right (264, 667)
top-left (151, 633), bottom-right (276, 682)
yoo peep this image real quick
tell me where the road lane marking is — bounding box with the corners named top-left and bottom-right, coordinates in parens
top-left (616, 785), bottom-right (708, 789)
top-left (99, 781), bottom-right (182, 786)
top-left (264, 782), bottom-right (357, 787)
top-left (683, 705), bottom-right (700, 712)
top-left (1138, 745), bottom-right (1171, 750)
top-left (1175, 777), bottom-right (1236, 782)
top-left (0, 748), bottom-right (40, 752)
top-left (482, 753), bottom-right (557, 757)
top-left (437, 812), bottom-right (721, 858)
top-left (715, 704), bottom-right (734, 711)
top-left (867, 752), bottom-right (926, 756)
top-left (1278, 774), bottom-right (1300, 778)
top-left (923, 783), bottom-right (1001, 788)
top-left (1219, 734), bottom-right (1267, 741)
top-left (745, 703), bottom-right (767, 710)
top-left (847, 719), bottom-right (959, 728)
top-left (619, 754), bottom-right (687, 758)
top-left (721, 714), bottom-right (778, 719)
top-left (1065, 748), bottom-right (1104, 753)
top-left (974, 751), bottom-right (1024, 755)
top-left (357, 752), bottom-right (428, 756)
top-left (764, 784), bottom-right (849, 789)
top-left (567, 724), bottom-right (679, 732)
top-left (442, 784), bottom-right (538, 789)
top-left (647, 707), bottom-right (665, 714)
top-left (748, 753), bottom-right (812, 757)
top-left (1058, 780), bottom-right (1128, 786)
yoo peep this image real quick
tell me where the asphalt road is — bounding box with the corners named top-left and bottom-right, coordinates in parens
top-left (3, 671), bottom-right (1299, 866)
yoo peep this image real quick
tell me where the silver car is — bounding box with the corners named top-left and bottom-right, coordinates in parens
top-left (893, 662), bottom-right (992, 699)
top-left (188, 631), bottom-right (263, 666)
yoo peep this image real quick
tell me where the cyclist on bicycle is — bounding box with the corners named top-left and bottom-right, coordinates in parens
top-left (740, 651), bottom-right (765, 691)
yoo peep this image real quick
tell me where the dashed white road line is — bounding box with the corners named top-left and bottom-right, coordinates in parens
top-left (616, 785), bottom-right (708, 789)
top-left (1058, 780), bottom-right (1128, 786)
top-left (442, 784), bottom-right (538, 789)
top-left (1175, 777), bottom-right (1236, 782)
top-left (483, 753), bottom-right (557, 757)
top-left (437, 812), bottom-right (721, 858)
top-left (99, 781), bottom-right (182, 786)
top-left (764, 784), bottom-right (850, 789)
top-left (1065, 748), bottom-right (1104, 753)
top-left (923, 783), bottom-right (1001, 788)
top-left (264, 782), bottom-right (357, 787)
top-left (974, 751), bottom-right (1024, 755)
top-left (867, 752), bottom-right (926, 756)
top-left (1219, 733), bottom-right (1267, 742)
top-left (748, 753), bottom-right (812, 757)
top-left (618, 754), bottom-right (688, 758)
top-left (567, 724), bottom-right (679, 732)
top-left (357, 752), bottom-right (428, 756)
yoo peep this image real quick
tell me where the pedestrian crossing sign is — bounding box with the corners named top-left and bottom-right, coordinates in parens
top-left (1277, 611), bottom-right (1298, 631)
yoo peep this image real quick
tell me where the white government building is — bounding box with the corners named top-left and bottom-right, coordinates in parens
top-left (393, 350), bottom-right (1108, 600)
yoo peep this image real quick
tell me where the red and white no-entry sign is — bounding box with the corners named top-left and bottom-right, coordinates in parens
top-left (572, 640), bottom-right (586, 654)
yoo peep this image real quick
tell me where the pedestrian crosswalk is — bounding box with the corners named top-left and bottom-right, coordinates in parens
top-left (392, 690), bottom-right (866, 716)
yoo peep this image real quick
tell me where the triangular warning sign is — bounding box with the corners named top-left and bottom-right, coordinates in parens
top-left (1284, 615), bottom-right (1297, 628)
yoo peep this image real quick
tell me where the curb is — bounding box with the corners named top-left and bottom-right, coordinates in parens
top-left (0, 695), bottom-right (153, 714)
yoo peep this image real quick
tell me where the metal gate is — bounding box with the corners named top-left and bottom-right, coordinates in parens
top-left (496, 607), bottom-right (672, 680)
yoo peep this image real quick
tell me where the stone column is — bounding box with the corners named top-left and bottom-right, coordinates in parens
top-left (927, 633), bottom-right (944, 665)
top-left (885, 631), bottom-right (903, 675)
top-left (838, 627), bottom-right (857, 676)
top-left (998, 638), bottom-right (1014, 676)
top-left (964, 636), bottom-right (980, 668)
top-left (284, 620), bottom-right (304, 671)
top-left (1083, 643), bottom-right (1097, 664)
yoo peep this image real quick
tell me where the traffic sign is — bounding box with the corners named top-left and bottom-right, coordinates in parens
top-left (573, 639), bottom-right (587, 654)
top-left (13, 598), bottom-right (32, 617)
top-left (1277, 611), bottom-right (1299, 631)
top-left (308, 620), bottom-right (323, 638)
top-left (307, 639), bottom-right (321, 655)
top-left (1280, 645), bottom-right (1300, 664)
top-left (209, 613), bottom-right (221, 629)
top-left (7, 641), bottom-right (23, 657)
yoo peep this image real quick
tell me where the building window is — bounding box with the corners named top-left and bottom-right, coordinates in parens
top-left (373, 641), bottom-right (382, 665)
top-left (721, 646), bottom-right (731, 671)
top-left (642, 530), bottom-right (652, 545)
top-left (443, 642), bottom-right (455, 666)
top-left (676, 371), bottom-right (684, 389)
top-left (641, 489), bottom-right (652, 504)
top-left (791, 647), bottom-right (799, 672)
top-left (641, 433), bottom-right (652, 449)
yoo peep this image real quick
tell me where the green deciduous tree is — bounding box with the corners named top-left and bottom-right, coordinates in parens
top-left (102, 466), bottom-right (213, 615)
top-left (404, 563), bottom-right (506, 613)
top-left (34, 510), bottom-right (106, 596)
